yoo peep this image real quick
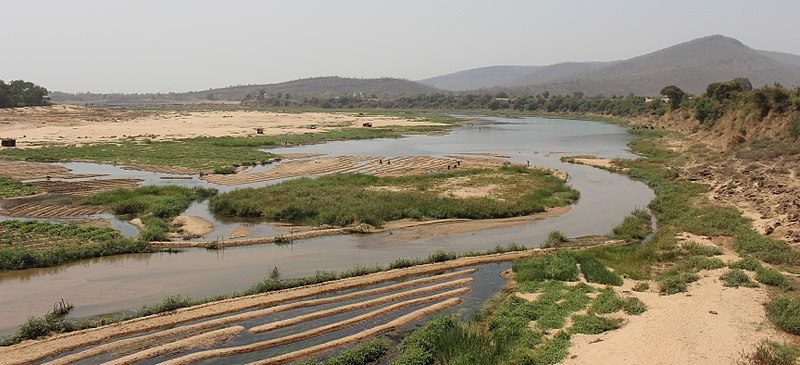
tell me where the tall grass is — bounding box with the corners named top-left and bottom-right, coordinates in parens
top-left (611, 209), bottom-right (652, 240)
top-left (0, 176), bottom-right (41, 198)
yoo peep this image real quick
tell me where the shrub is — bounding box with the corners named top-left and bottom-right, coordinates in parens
top-left (543, 230), bottom-right (569, 248)
top-left (590, 289), bottom-right (625, 314)
top-left (755, 267), bottom-right (794, 291)
top-left (678, 256), bottom-right (726, 271)
top-left (739, 341), bottom-right (800, 365)
top-left (789, 116), bottom-right (800, 141)
top-left (305, 339), bottom-right (387, 365)
top-left (571, 314), bottom-right (623, 334)
top-left (729, 256), bottom-right (763, 271)
top-left (694, 97), bottom-right (724, 124)
top-left (623, 297), bottom-right (647, 315)
top-left (766, 297), bottom-right (800, 335)
top-left (213, 166), bottom-right (237, 174)
top-left (612, 209), bottom-right (652, 241)
top-left (632, 281), bottom-right (650, 292)
top-left (657, 271), bottom-right (699, 294)
top-left (721, 269), bottom-right (759, 288)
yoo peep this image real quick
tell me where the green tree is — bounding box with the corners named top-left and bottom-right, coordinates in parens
top-left (660, 85), bottom-right (686, 110)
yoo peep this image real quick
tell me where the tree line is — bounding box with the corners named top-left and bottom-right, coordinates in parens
top-left (243, 79), bottom-right (800, 122)
top-left (0, 80), bottom-right (50, 108)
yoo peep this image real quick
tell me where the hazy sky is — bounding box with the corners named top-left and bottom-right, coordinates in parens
top-left (3, 0), bottom-right (799, 93)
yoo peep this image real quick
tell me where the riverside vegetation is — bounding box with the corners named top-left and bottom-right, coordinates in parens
top-left (209, 166), bottom-right (579, 226)
top-left (0, 176), bottom-right (41, 198)
top-left (82, 185), bottom-right (217, 241)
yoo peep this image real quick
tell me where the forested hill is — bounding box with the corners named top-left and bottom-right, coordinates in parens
top-left (51, 77), bottom-right (442, 105)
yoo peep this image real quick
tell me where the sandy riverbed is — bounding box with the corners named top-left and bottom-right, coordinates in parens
top-left (0, 105), bottom-right (443, 147)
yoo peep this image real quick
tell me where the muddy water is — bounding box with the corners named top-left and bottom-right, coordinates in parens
top-left (0, 116), bottom-right (654, 335)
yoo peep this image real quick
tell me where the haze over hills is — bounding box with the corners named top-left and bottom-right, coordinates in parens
top-left (51, 35), bottom-right (800, 104)
top-left (52, 77), bottom-right (441, 104)
top-left (421, 35), bottom-right (800, 96)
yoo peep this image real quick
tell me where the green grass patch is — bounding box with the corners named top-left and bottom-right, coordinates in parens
top-left (570, 314), bottom-right (623, 334)
top-left (0, 220), bottom-right (151, 270)
top-left (766, 297), bottom-right (800, 335)
top-left (721, 269), bottom-right (759, 288)
top-left (611, 209), bottom-right (652, 241)
top-left (657, 270), bottom-right (700, 294)
top-left (623, 297), bottom-right (647, 315)
top-left (575, 254), bottom-right (623, 286)
top-left (0, 176), bottom-right (41, 198)
top-left (210, 166), bottom-right (579, 227)
top-left (735, 228), bottom-right (800, 266)
top-left (739, 341), bottom-right (800, 365)
top-left (632, 281), bottom-right (650, 292)
top-left (676, 255), bottom-right (726, 272)
top-left (729, 256), bottom-right (763, 271)
top-left (589, 288), bottom-right (625, 314)
top-left (755, 267), bottom-right (795, 291)
top-left (83, 185), bottom-right (217, 219)
top-left (682, 242), bottom-right (722, 256)
top-left (513, 252), bottom-right (580, 284)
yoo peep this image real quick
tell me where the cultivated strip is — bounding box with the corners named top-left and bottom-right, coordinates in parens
top-left (248, 278), bottom-right (473, 333)
top-left (248, 298), bottom-right (463, 365)
top-left (1, 245), bottom-right (622, 365)
top-left (159, 288), bottom-right (470, 365)
top-left (42, 270), bottom-right (476, 365)
top-left (101, 326), bottom-right (244, 365)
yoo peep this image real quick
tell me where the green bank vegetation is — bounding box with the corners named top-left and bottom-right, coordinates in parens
top-left (0, 122), bottom-right (458, 172)
top-left (209, 166), bottom-right (579, 227)
top-left (0, 79), bottom-right (49, 108)
top-left (0, 176), bottom-right (41, 198)
top-left (0, 220), bottom-right (150, 271)
top-left (83, 185), bottom-right (217, 241)
top-left (391, 252), bottom-right (643, 365)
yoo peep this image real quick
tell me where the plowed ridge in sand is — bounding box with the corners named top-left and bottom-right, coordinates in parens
top-left (29, 179), bottom-right (142, 197)
top-left (0, 203), bottom-right (108, 218)
top-left (203, 155), bottom-right (507, 186)
top-left (5, 245), bottom-right (621, 365)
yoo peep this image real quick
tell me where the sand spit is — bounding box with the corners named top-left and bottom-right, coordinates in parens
top-left (1, 243), bottom-right (623, 365)
top-left (161, 289), bottom-right (469, 365)
top-left (153, 206), bottom-right (571, 249)
top-left (41, 270), bottom-right (476, 365)
top-left (248, 298), bottom-right (463, 365)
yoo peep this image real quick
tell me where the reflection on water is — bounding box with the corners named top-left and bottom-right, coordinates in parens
top-left (0, 116), bottom-right (654, 335)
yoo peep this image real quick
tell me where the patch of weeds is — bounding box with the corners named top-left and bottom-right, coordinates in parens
top-left (570, 314), bottom-right (623, 334)
top-left (513, 252), bottom-right (579, 283)
top-left (576, 254), bottom-right (623, 286)
top-left (766, 297), bottom-right (800, 335)
top-left (623, 297), bottom-right (647, 315)
top-left (589, 288), bottom-right (625, 314)
top-left (0, 299), bottom-right (74, 346)
top-left (657, 270), bottom-right (700, 294)
top-left (612, 209), bottom-right (652, 241)
top-left (300, 338), bottom-right (387, 365)
top-left (632, 281), bottom-right (650, 292)
top-left (735, 228), bottom-right (800, 266)
top-left (683, 242), bottom-right (723, 256)
top-left (543, 230), bottom-right (569, 248)
top-left (721, 269), bottom-right (759, 288)
top-left (756, 267), bottom-right (795, 291)
top-left (729, 256), bottom-right (763, 271)
top-left (677, 255), bottom-right (726, 272)
top-left (739, 341), bottom-right (800, 365)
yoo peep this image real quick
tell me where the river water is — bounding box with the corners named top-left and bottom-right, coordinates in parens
top-left (0, 116), bottom-right (654, 335)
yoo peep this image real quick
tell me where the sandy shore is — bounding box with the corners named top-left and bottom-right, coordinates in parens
top-left (0, 105), bottom-right (444, 147)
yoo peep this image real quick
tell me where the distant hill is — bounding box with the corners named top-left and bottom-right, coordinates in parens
top-left (52, 77), bottom-right (442, 105)
top-left (759, 49), bottom-right (800, 67)
top-left (419, 62), bottom-right (616, 91)
top-left (421, 35), bottom-right (800, 96)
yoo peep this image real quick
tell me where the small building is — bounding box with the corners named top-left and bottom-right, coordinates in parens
top-left (1, 138), bottom-right (16, 148)
top-left (255, 127), bottom-right (264, 135)
top-left (302, 124), bottom-right (317, 129)
top-left (362, 122), bottom-right (373, 128)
